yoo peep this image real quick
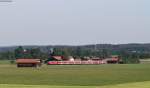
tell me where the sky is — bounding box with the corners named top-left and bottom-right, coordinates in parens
top-left (0, 0), bottom-right (149, 46)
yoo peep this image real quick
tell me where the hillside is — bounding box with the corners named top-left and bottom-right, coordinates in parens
top-left (0, 43), bottom-right (150, 53)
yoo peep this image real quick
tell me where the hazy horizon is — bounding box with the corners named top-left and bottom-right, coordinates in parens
top-left (0, 0), bottom-right (149, 46)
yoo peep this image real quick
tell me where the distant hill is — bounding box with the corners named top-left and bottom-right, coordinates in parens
top-left (0, 43), bottom-right (150, 53)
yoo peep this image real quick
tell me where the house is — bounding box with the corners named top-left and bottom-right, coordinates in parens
top-left (74, 58), bottom-right (82, 61)
top-left (49, 56), bottom-right (75, 61)
top-left (68, 56), bottom-right (75, 61)
top-left (105, 55), bottom-right (120, 64)
top-left (16, 59), bottom-right (42, 67)
top-left (51, 56), bottom-right (64, 61)
top-left (91, 57), bottom-right (101, 61)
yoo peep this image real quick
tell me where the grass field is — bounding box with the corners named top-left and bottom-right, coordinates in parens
top-left (0, 81), bottom-right (150, 88)
top-left (0, 60), bottom-right (12, 64)
top-left (0, 60), bottom-right (150, 87)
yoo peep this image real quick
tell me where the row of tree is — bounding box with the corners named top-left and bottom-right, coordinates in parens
top-left (0, 46), bottom-right (150, 63)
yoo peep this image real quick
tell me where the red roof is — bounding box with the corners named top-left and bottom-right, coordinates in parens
top-left (52, 56), bottom-right (63, 60)
top-left (16, 59), bottom-right (40, 64)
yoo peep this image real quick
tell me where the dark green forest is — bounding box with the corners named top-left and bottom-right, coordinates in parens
top-left (1, 43), bottom-right (150, 63)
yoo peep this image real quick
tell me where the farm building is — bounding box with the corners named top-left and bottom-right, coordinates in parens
top-left (91, 57), bottom-right (102, 61)
top-left (105, 55), bottom-right (121, 64)
top-left (47, 54), bottom-right (122, 65)
top-left (16, 59), bottom-right (42, 67)
top-left (50, 56), bottom-right (64, 61)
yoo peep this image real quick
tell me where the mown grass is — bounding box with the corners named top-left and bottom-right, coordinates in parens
top-left (0, 81), bottom-right (150, 88)
top-left (0, 60), bottom-right (11, 64)
top-left (0, 64), bottom-right (149, 86)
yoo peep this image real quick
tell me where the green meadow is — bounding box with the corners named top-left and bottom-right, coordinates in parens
top-left (0, 81), bottom-right (150, 88)
top-left (0, 61), bottom-right (150, 87)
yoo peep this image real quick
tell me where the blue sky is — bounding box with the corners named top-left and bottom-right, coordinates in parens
top-left (0, 0), bottom-right (149, 46)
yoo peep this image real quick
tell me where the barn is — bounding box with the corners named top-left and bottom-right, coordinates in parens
top-left (16, 59), bottom-right (42, 67)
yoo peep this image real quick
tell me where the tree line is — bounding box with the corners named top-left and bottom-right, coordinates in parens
top-left (0, 44), bottom-right (150, 63)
